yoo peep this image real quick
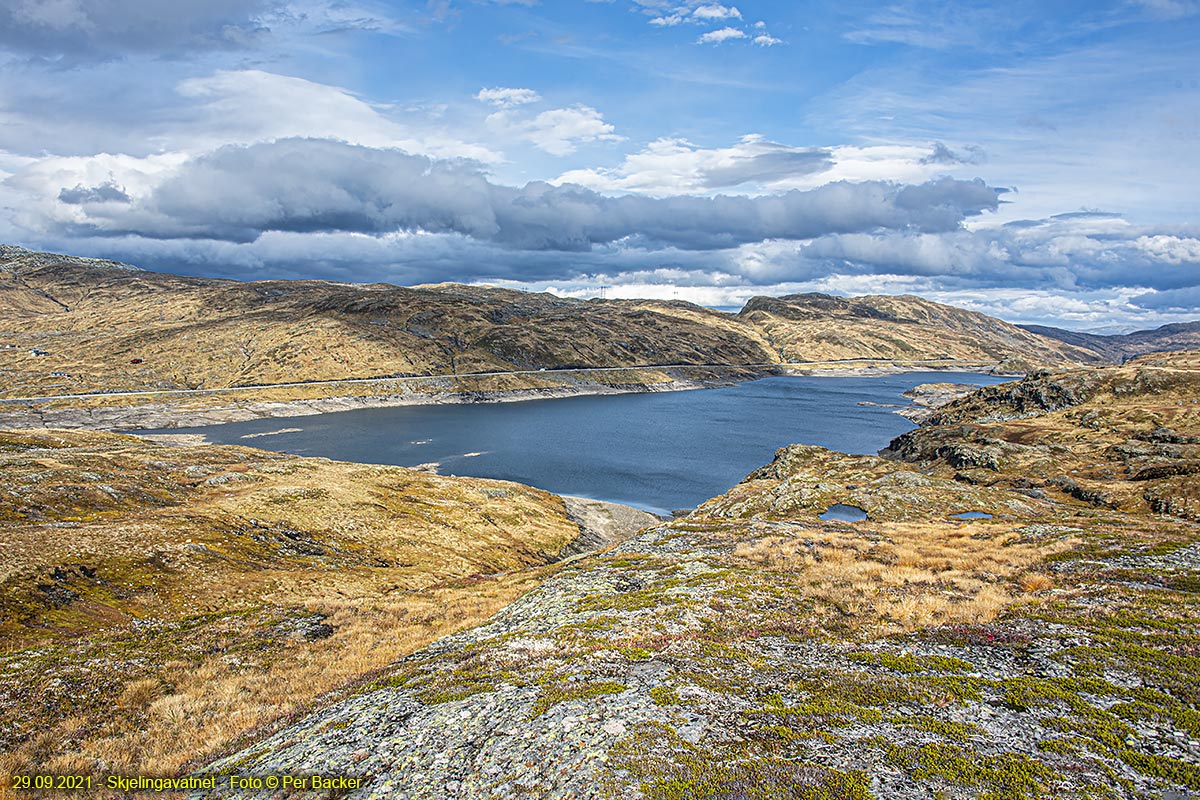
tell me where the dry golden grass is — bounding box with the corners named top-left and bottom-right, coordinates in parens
top-left (0, 429), bottom-right (581, 784)
top-left (732, 521), bottom-right (1072, 634)
top-left (0, 571), bottom-right (545, 785)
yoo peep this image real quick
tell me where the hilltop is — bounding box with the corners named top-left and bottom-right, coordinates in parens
top-left (738, 293), bottom-right (1101, 373)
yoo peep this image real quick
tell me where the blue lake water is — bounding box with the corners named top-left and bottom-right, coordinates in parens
top-left (149, 373), bottom-right (1010, 516)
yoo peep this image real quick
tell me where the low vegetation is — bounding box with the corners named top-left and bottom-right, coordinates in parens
top-left (208, 352), bottom-right (1199, 799)
top-left (0, 430), bottom-right (580, 784)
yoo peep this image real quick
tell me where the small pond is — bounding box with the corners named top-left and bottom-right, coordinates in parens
top-left (819, 504), bottom-right (869, 522)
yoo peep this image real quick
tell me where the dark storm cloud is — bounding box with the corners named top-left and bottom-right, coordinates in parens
top-left (68, 137), bottom-right (1003, 250)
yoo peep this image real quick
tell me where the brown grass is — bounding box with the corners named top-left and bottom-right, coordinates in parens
top-left (0, 430), bottom-right (579, 785)
top-left (0, 573), bottom-right (543, 782)
top-left (732, 521), bottom-right (1072, 634)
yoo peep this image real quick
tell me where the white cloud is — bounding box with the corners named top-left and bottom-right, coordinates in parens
top-left (692, 4), bottom-right (741, 20)
top-left (1134, 234), bottom-right (1200, 265)
top-left (697, 26), bottom-right (746, 44)
top-left (637, 2), bottom-right (781, 46)
top-left (475, 87), bottom-right (542, 108)
top-left (809, 41), bottom-right (1200, 226)
top-left (555, 135), bottom-right (833, 194)
top-left (553, 138), bottom-right (990, 196)
top-left (175, 70), bottom-right (502, 163)
top-left (10, 0), bottom-right (90, 30)
top-left (487, 105), bottom-right (623, 155)
top-left (22, 138), bottom-right (1002, 251)
top-left (483, 273), bottom-right (1198, 331)
top-left (0, 0), bottom-right (277, 59)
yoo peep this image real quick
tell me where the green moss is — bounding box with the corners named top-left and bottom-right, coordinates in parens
top-left (915, 676), bottom-right (989, 704)
top-left (1035, 737), bottom-right (1084, 756)
top-left (605, 721), bottom-right (874, 800)
top-left (998, 676), bottom-right (1125, 713)
top-left (619, 646), bottom-right (655, 661)
top-left (1116, 749), bottom-right (1200, 789)
top-left (649, 686), bottom-right (681, 706)
top-left (529, 679), bottom-right (627, 718)
top-left (576, 579), bottom-right (684, 613)
top-left (892, 715), bottom-right (983, 739)
top-left (885, 742), bottom-right (1055, 799)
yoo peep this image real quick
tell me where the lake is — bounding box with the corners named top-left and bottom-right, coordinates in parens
top-left (148, 373), bottom-right (1009, 516)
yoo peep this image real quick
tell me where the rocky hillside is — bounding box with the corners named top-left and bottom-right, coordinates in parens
top-left (0, 245), bottom-right (1142, 402)
top-left (0, 246), bottom-right (776, 399)
top-left (200, 352), bottom-right (1200, 799)
top-left (738, 293), bottom-right (1103, 372)
top-left (1021, 321), bottom-right (1200, 363)
top-left (0, 430), bottom-right (653, 781)
top-left (882, 351), bottom-right (1200, 521)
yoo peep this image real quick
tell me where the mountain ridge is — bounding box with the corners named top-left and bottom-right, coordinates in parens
top-left (1, 245), bottom-right (1196, 408)
top-left (1020, 320), bottom-right (1200, 362)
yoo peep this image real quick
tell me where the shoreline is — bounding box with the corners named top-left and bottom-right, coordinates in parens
top-left (0, 377), bottom-right (731, 433)
top-left (0, 361), bottom-right (1015, 434)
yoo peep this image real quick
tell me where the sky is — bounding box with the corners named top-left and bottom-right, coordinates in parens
top-left (0, 1), bottom-right (1197, 330)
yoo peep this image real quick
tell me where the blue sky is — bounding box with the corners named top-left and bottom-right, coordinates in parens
top-left (0, 0), bottom-right (1197, 330)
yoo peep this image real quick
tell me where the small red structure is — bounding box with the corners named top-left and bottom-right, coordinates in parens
top-left (130, 358), bottom-right (143, 364)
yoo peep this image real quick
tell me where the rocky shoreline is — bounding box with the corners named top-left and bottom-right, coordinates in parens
top-left (0, 376), bottom-right (736, 433)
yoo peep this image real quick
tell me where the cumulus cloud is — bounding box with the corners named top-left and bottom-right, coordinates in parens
top-left (485, 105), bottom-right (623, 155)
top-left (636, 1), bottom-right (780, 46)
top-left (475, 87), bottom-right (542, 108)
top-left (697, 26), bottom-right (746, 44)
top-left (797, 219), bottom-right (1200, 292)
top-left (1131, 286), bottom-right (1200, 310)
top-left (1133, 234), bottom-right (1200, 265)
top-left (49, 137), bottom-right (1003, 250)
top-left (173, 70), bottom-right (503, 162)
top-left (692, 4), bottom-right (740, 20)
top-left (554, 138), bottom-right (1001, 196)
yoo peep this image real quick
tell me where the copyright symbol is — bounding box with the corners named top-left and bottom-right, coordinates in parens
top-left (265, 776), bottom-right (279, 788)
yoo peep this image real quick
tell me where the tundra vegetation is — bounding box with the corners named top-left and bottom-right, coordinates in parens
top-left (191, 351), bottom-right (1196, 799)
top-left (0, 246), bottom-right (1197, 798)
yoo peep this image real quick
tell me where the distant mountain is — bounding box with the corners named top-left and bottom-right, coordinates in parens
top-left (1020, 321), bottom-right (1200, 362)
top-left (738, 293), bottom-right (1106, 372)
top-left (3, 244), bottom-right (1192, 399)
